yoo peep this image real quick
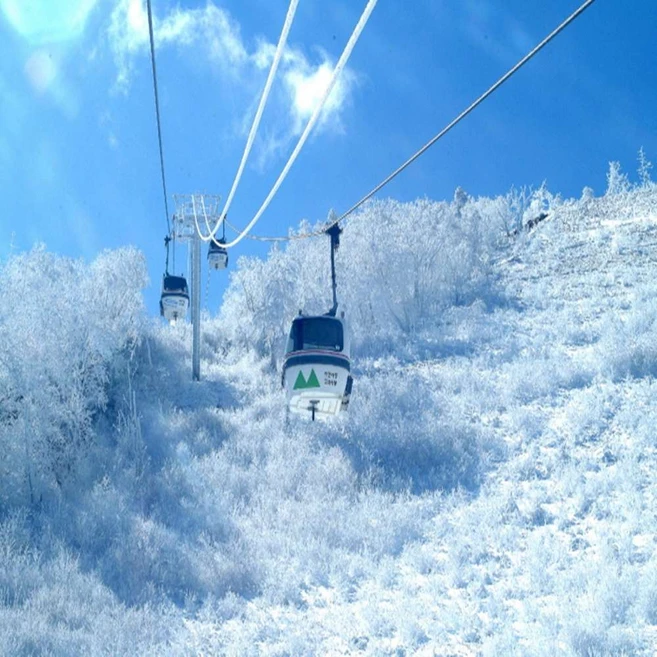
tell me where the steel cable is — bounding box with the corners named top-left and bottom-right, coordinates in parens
top-left (146, 0), bottom-right (171, 236)
top-left (199, 0), bottom-right (300, 243)
top-left (200, 0), bottom-right (379, 248)
top-left (234, 0), bottom-right (597, 243)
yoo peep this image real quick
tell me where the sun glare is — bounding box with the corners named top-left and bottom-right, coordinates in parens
top-left (290, 64), bottom-right (338, 119)
top-left (0, 0), bottom-right (97, 44)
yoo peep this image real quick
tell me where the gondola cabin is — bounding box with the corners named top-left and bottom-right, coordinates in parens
top-left (208, 239), bottom-right (228, 270)
top-left (160, 274), bottom-right (189, 322)
top-left (282, 312), bottom-right (353, 419)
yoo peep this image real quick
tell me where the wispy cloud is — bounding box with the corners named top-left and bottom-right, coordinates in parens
top-left (106, 0), bottom-right (358, 162)
top-left (108, 0), bottom-right (248, 91)
top-left (99, 111), bottom-right (119, 150)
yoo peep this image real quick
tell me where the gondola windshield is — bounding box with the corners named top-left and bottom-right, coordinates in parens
top-left (287, 317), bottom-right (344, 353)
top-left (163, 275), bottom-right (188, 293)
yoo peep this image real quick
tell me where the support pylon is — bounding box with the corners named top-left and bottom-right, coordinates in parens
top-left (172, 194), bottom-right (223, 382)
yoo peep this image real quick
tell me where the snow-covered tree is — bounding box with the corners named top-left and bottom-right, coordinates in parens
top-left (638, 147), bottom-right (653, 187)
top-left (606, 160), bottom-right (630, 196)
top-left (219, 193), bottom-right (513, 356)
top-left (0, 246), bottom-right (147, 503)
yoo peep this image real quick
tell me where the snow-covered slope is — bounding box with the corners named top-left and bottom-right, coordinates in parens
top-left (2, 166), bottom-right (657, 656)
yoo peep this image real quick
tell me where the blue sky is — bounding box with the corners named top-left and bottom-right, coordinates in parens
top-left (0, 0), bottom-right (655, 315)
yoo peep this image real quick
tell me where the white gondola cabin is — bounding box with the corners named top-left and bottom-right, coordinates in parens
top-left (282, 311), bottom-right (353, 420)
top-left (208, 238), bottom-right (228, 270)
top-left (160, 274), bottom-right (189, 322)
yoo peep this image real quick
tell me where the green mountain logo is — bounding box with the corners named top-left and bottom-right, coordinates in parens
top-left (293, 369), bottom-right (321, 390)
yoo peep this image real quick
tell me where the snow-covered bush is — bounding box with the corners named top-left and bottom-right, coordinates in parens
top-left (0, 513), bottom-right (179, 656)
top-left (597, 293), bottom-right (657, 381)
top-left (345, 370), bottom-right (491, 494)
top-left (0, 246), bottom-right (147, 506)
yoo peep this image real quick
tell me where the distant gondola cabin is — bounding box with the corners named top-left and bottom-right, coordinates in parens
top-left (208, 239), bottom-right (228, 270)
top-left (160, 275), bottom-right (189, 322)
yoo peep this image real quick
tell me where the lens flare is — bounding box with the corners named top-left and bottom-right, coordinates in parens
top-left (24, 51), bottom-right (57, 94)
top-left (0, 0), bottom-right (97, 44)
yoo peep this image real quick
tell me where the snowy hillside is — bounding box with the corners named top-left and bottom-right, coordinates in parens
top-left (2, 160), bottom-right (657, 656)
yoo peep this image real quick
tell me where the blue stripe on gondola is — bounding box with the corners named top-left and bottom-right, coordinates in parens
top-left (283, 353), bottom-right (351, 372)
